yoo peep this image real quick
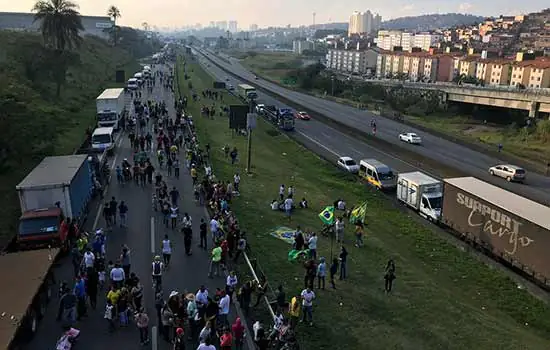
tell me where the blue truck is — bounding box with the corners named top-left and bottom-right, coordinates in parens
top-left (263, 105), bottom-right (295, 131)
top-left (15, 154), bottom-right (94, 249)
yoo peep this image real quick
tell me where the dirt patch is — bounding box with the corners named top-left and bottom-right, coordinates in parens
top-left (462, 124), bottom-right (500, 135)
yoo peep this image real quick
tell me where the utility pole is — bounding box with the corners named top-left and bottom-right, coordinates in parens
top-left (246, 97), bottom-right (256, 174)
top-left (331, 75), bottom-right (335, 96)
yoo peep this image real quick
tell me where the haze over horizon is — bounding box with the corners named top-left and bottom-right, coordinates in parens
top-left (0, 0), bottom-right (547, 29)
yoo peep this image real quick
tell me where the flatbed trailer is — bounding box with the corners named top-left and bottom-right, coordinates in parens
top-left (0, 247), bottom-right (60, 349)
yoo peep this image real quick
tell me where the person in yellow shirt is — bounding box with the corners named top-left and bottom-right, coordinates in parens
top-left (208, 243), bottom-right (222, 278)
top-left (288, 292), bottom-right (301, 329)
top-left (106, 285), bottom-right (121, 315)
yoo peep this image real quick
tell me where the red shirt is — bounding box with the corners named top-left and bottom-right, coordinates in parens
top-left (220, 333), bottom-right (233, 346)
top-left (221, 240), bottom-right (228, 253)
top-left (232, 322), bottom-right (244, 339)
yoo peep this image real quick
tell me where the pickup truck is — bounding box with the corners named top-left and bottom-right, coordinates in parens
top-left (15, 154), bottom-right (93, 250)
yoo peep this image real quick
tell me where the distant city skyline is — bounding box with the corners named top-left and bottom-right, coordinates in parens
top-left (0, 0), bottom-right (548, 29)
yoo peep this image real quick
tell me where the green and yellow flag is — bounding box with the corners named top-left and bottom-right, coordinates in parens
top-left (318, 206), bottom-right (335, 225)
top-left (349, 201), bottom-right (368, 225)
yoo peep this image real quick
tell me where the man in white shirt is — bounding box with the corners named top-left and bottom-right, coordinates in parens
top-left (279, 184), bottom-right (285, 201)
top-left (300, 287), bottom-right (315, 326)
top-left (337, 199), bottom-right (346, 210)
top-left (195, 285), bottom-right (209, 318)
top-left (197, 338), bottom-right (216, 350)
top-left (308, 232), bottom-right (318, 260)
top-left (209, 217), bottom-right (220, 242)
top-left (233, 172), bottom-right (241, 192)
top-left (83, 249), bottom-right (95, 270)
top-left (181, 213), bottom-right (192, 230)
top-left (218, 290), bottom-right (230, 327)
top-left (335, 216), bottom-right (345, 243)
top-left (110, 263), bottom-right (125, 288)
top-left (284, 196), bottom-right (293, 222)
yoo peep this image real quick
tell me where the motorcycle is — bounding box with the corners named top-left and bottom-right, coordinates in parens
top-left (56, 327), bottom-right (80, 350)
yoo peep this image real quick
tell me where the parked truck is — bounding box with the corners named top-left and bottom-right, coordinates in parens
top-left (96, 88), bottom-right (126, 129)
top-left (397, 171), bottom-right (443, 222)
top-left (237, 84), bottom-right (258, 102)
top-left (441, 176), bottom-right (550, 287)
top-left (15, 154), bottom-right (93, 250)
top-left (262, 105), bottom-right (295, 131)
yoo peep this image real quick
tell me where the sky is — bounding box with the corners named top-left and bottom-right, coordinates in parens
top-left (0, 0), bottom-right (548, 29)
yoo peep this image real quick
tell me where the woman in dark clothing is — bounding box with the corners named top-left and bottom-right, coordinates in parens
top-left (204, 297), bottom-right (219, 335)
top-left (86, 269), bottom-right (98, 309)
top-left (339, 246), bottom-right (348, 280)
top-left (384, 259), bottom-right (396, 293)
top-left (294, 231), bottom-right (305, 251)
top-left (253, 276), bottom-right (268, 307)
top-left (239, 281), bottom-right (253, 316)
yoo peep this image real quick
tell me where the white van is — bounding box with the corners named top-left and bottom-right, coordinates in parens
top-left (91, 127), bottom-right (115, 153)
top-left (127, 78), bottom-right (139, 90)
top-left (359, 159), bottom-right (397, 191)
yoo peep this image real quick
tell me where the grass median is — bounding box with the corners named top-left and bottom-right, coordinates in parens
top-left (177, 54), bottom-right (550, 350)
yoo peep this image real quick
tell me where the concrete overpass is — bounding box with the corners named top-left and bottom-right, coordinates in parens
top-left (363, 79), bottom-right (550, 117)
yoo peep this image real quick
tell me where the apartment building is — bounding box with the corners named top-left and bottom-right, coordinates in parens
top-left (458, 57), bottom-right (479, 76)
top-left (348, 10), bottom-right (381, 35)
top-left (473, 59), bottom-right (512, 86)
top-left (326, 48), bottom-right (379, 74)
top-left (377, 31), bottom-right (440, 51)
top-left (293, 40), bottom-right (314, 54)
top-left (510, 57), bottom-right (550, 88)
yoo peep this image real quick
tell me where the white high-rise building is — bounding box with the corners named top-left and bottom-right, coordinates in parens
top-left (215, 21), bottom-right (227, 30)
top-left (249, 24), bottom-right (258, 31)
top-left (228, 20), bottom-right (238, 33)
top-left (348, 10), bottom-right (379, 36)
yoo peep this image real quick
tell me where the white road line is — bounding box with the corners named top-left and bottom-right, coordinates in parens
top-left (92, 203), bottom-right (103, 230)
top-left (150, 217), bottom-right (155, 254)
top-left (151, 326), bottom-right (158, 350)
top-left (296, 131), bottom-right (340, 158)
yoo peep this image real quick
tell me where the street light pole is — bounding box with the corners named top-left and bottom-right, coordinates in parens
top-left (246, 97), bottom-right (255, 174)
top-left (331, 76), bottom-right (335, 96)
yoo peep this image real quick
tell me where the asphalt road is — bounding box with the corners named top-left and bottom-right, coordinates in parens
top-left (197, 49), bottom-right (550, 206)
top-left (25, 64), bottom-right (241, 350)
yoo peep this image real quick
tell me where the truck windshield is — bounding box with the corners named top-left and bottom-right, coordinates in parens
top-left (92, 134), bottom-right (112, 144)
top-left (428, 197), bottom-right (442, 210)
top-left (378, 171), bottom-right (394, 181)
top-left (19, 217), bottom-right (59, 236)
top-left (98, 112), bottom-right (117, 121)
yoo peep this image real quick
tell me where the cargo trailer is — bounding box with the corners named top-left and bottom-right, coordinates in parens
top-left (442, 177), bottom-right (550, 286)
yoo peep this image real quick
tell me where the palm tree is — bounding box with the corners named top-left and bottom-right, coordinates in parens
top-left (107, 5), bottom-right (121, 46)
top-left (32, 0), bottom-right (83, 51)
top-left (32, 0), bottom-right (83, 96)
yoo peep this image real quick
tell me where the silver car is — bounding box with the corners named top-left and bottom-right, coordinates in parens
top-left (489, 164), bottom-right (526, 183)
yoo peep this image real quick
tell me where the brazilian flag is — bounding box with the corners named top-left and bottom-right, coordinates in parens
top-left (349, 201), bottom-right (368, 225)
top-left (318, 206), bottom-right (335, 225)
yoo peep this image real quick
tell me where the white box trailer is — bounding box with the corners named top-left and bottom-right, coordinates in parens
top-left (96, 88), bottom-right (125, 129)
top-left (397, 171), bottom-right (443, 222)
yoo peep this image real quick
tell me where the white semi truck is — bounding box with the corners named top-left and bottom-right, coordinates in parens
top-left (396, 171), bottom-right (443, 222)
top-left (96, 88), bottom-right (126, 130)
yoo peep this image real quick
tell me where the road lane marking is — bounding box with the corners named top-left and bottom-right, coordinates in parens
top-left (150, 217), bottom-right (155, 254)
top-left (296, 131), bottom-right (340, 158)
top-left (151, 326), bottom-right (158, 350)
top-left (92, 204), bottom-right (103, 230)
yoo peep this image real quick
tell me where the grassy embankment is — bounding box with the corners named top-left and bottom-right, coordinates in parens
top-left (232, 51), bottom-right (550, 169)
top-left (177, 55), bottom-right (550, 350)
top-left (0, 31), bottom-right (142, 247)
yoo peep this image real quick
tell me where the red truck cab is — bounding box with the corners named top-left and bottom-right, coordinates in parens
top-left (17, 207), bottom-right (75, 251)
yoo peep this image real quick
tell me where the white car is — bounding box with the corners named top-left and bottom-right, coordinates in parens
top-left (255, 104), bottom-right (265, 114)
top-left (399, 132), bottom-right (422, 144)
top-left (489, 164), bottom-right (526, 183)
top-left (337, 156), bottom-right (359, 173)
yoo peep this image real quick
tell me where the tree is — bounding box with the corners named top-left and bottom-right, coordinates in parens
top-left (32, 0), bottom-right (83, 97)
top-left (107, 5), bottom-right (121, 46)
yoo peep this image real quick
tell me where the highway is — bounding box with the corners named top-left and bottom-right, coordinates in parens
top-left (197, 48), bottom-right (550, 206)
top-left (24, 65), bottom-right (242, 350)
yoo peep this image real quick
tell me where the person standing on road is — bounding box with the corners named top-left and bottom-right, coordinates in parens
top-left (218, 290), bottom-right (231, 328)
top-left (233, 172), bottom-right (240, 193)
top-left (208, 243), bottom-right (222, 278)
top-left (174, 158), bottom-right (180, 179)
top-left (191, 165), bottom-right (198, 185)
top-left (87, 269), bottom-right (99, 310)
top-left (232, 317), bottom-right (245, 350)
top-left (195, 286), bottom-right (209, 319)
top-left (110, 262), bottom-right (126, 289)
top-left (136, 308), bottom-right (150, 345)
top-left (74, 275), bottom-right (87, 320)
top-left (162, 234), bottom-right (172, 267)
top-left (118, 201), bottom-right (128, 228)
top-left (110, 197), bottom-right (118, 225)
top-left (170, 186), bottom-right (180, 206)
top-left (182, 215), bottom-right (193, 256)
top-left (233, 232), bottom-right (246, 263)
top-left (131, 278), bottom-right (144, 311)
top-left (170, 204), bottom-right (179, 229)
top-left (209, 216), bottom-right (220, 244)
top-left (57, 286), bottom-right (77, 326)
top-left (120, 245), bottom-right (131, 278)
top-left (103, 202), bottom-right (113, 228)
top-left (186, 293), bottom-right (199, 341)
top-left (199, 218), bottom-right (208, 250)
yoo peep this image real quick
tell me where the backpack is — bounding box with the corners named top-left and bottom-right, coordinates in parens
top-left (153, 262), bottom-right (161, 275)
